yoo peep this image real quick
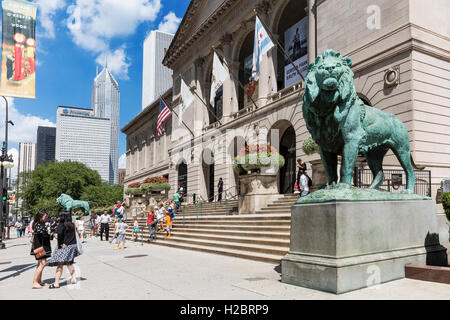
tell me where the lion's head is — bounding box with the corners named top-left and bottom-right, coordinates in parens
top-left (303, 49), bottom-right (354, 105)
top-left (56, 193), bottom-right (72, 207)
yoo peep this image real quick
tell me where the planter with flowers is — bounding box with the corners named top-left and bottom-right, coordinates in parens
top-left (233, 144), bottom-right (285, 214)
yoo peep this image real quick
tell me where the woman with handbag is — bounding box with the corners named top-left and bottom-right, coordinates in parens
top-left (47, 212), bottom-right (81, 289)
top-left (30, 211), bottom-right (52, 289)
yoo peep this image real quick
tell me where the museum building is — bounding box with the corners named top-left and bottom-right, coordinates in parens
top-left (123, 0), bottom-right (449, 203)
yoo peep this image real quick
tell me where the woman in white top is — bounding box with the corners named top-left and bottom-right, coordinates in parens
top-left (75, 216), bottom-right (85, 241)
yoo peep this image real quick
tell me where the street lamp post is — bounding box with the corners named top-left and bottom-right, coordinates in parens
top-left (0, 96), bottom-right (14, 250)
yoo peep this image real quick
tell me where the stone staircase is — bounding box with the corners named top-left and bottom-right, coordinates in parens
top-left (94, 195), bottom-right (299, 264)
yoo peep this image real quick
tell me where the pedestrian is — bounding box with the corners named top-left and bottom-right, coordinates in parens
top-left (145, 207), bottom-right (156, 241)
top-left (117, 202), bottom-right (125, 220)
top-left (26, 218), bottom-right (33, 238)
top-left (296, 158), bottom-right (307, 193)
top-left (89, 214), bottom-right (97, 237)
top-left (109, 217), bottom-right (120, 244)
top-left (156, 203), bottom-right (165, 232)
top-left (14, 220), bottom-right (22, 238)
top-left (132, 217), bottom-right (139, 241)
top-left (75, 216), bottom-right (85, 242)
top-left (95, 213), bottom-right (101, 236)
top-left (217, 177), bottom-right (224, 202)
top-left (47, 212), bottom-right (80, 289)
top-left (164, 210), bottom-right (172, 238)
top-left (114, 218), bottom-right (128, 250)
top-left (30, 211), bottom-right (52, 289)
top-left (299, 169), bottom-right (310, 197)
top-left (174, 190), bottom-right (180, 213)
top-left (99, 210), bottom-right (111, 241)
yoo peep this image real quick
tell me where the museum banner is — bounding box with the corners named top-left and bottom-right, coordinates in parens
top-left (0, 0), bottom-right (38, 99)
top-left (284, 17), bottom-right (308, 88)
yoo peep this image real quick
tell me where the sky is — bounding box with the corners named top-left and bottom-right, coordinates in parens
top-left (0, 0), bottom-right (190, 179)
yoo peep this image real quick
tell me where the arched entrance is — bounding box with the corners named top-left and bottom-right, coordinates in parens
top-left (270, 120), bottom-right (296, 194)
top-left (202, 149), bottom-right (215, 202)
top-left (279, 126), bottom-right (296, 194)
top-left (177, 160), bottom-right (187, 196)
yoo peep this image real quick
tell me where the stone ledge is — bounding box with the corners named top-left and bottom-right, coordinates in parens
top-left (405, 264), bottom-right (450, 284)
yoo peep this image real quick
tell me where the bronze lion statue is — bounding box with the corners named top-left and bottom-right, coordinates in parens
top-left (302, 49), bottom-right (415, 192)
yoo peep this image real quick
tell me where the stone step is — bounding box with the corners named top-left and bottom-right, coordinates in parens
top-left (171, 219), bottom-right (290, 226)
top-left (149, 240), bottom-right (284, 264)
top-left (130, 227), bottom-right (290, 239)
top-left (125, 230), bottom-right (289, 247)
top-left (163, 224), bottom-right (290, 232)
top-left (258, 208), bottom-right (292, 213)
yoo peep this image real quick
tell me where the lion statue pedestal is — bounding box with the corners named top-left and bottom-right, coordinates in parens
top-left (281, 49), bottom-right (447, 294)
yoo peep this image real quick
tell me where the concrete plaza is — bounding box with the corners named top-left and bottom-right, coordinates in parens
top-left (0, 232), bottom-right (449, 300)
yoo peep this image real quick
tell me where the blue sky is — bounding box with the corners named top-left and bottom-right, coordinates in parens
top-left (2, 0), bottom-right (190, 178)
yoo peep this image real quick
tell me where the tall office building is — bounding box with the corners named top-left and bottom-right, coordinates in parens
top-left (56, 106), bottom-right (111, 183)
top-left (92, 66), bottom-right (120, 185)
top-left (36, 126), bottom-right (56, 165)
top-left (142, 30), bottom-right (174, 109)
top-left (18, 142), bottom-right (36, 176)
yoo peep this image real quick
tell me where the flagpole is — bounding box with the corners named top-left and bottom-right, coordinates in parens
top-left (212, 48), bottom-right (260, 112)
top-left (179, 75), bottom-right (222, 126)
top-left (160, 95), bottom-right (194, 138)
top-left (253, 10), bottom-right (306, 82)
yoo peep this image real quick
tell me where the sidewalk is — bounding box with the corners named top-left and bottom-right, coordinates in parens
top-left (0, 232), bottom-right (449, 300)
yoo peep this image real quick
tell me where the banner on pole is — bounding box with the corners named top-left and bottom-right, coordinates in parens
top-left (284, 17), bottom-right (308, 88)
top-left (0, 0), bottom-right (38, 99)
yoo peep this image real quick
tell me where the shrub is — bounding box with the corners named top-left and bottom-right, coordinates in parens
top-left (140, 182), bottom-right (171, 193)
top-left (302, 136), bottom-right (319, 155)
top-left (442, 192), bottom-right (450, 222)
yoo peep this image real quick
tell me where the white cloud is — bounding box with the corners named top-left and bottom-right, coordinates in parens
top-left (66, 0), bottom-right (162, 53)
top-left (158, 11), bottom-right (181, 34)
top-left (96, 45), bottom-right (131, 80)
top-left (118, 153), bottom-right (126, 169)
top-left (35, 0), bottom-right (67, 38)
top-left (0, 98), bottom-right (55, 144)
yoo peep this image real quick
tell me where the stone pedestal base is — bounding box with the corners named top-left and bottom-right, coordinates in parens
top-left (281, 200), bottom-right (447, 294)
top-left (238, 173), bottom-right (281, 214)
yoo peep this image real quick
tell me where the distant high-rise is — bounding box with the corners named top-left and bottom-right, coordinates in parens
top-left (142, 30), bottom-right (174, 109)
top-left (92, 66), bottom-right (120, 185)
top-left (36, 126), bottom-right (56, 165)
top-left (18, 142), bottom-right (36, 176)
top-left (56, 106), bottom-right (111, 183)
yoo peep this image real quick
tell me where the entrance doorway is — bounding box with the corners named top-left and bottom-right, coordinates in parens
top-left (279, 126), bottom-right (296, 194)
top-left (202, 149), bottom-right (215, 202)
top-left (177, 160), bottom-right (187, 196)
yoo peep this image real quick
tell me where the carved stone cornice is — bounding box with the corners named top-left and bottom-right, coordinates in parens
top-left (163, 0), bottom-right (240, 68)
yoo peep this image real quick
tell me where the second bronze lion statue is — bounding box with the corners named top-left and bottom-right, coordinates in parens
top-left (302, 49), bottom-right (415, 193)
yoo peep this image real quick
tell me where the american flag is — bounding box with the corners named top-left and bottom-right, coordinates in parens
top-left (157, 98), bottom-right (172, 136)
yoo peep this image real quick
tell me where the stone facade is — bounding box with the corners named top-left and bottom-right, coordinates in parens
top-left (124, 0), bottom-right (450, 203)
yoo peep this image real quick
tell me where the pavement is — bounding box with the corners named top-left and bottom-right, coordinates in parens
top-left (0, 230), bottom-right (449, 300)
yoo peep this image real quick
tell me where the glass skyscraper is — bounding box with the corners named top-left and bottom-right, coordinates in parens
top-left (92, 66), bottom-right (120, 185)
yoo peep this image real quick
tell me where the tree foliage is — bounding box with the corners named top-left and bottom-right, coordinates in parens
top-left (20, 161), bottom-right (123, 217)
top-left (80, 183), bottom-right (124, 209)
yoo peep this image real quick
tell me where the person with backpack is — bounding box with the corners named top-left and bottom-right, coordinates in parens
top-left (299, 169), bottom-right (311, 197)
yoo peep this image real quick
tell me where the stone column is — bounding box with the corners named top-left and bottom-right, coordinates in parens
top-left (220, 34), bottom-right (236, 123)
top-left (307, 0), bottom-right (316, 64)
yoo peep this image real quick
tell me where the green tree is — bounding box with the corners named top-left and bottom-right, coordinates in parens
top-left (80, 183), bottom-right (124, 209)
top-left (21, 161), bottom-right (103, 216)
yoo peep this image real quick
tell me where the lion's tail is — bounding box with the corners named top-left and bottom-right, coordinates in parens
top-left (411, 154), bottom-right (426, 170)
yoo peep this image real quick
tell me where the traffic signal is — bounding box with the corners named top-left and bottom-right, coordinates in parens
top-left (2, 188), bottom-right (7, 201)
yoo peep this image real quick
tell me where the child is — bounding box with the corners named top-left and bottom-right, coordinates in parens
top-left (114, 218), bottom-right (128, 250)
top-left (164, 210), bottom-right (172, 238)
top-left (132, 217), bottom-right (139, 241)
top-left (109, 217), bottom-right (120, 244)
top-left (156, 203), bottom-right (165, 232)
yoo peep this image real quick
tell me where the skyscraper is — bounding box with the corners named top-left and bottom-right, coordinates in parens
top-left (36, 126), bottom-right (56, 165)
top-left (92, 66), bottom-right (120, 185)
top-left (55, 106), bottom-right (111, 182)
top-left (142, 30), bottom-right (174, 110)
top-left (18, 142), bottom-right (36, 176)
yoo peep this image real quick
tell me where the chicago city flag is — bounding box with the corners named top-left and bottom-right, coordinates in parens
top-left (209, 51), bottom-right (228, 106)
top-left (157, 98), bottom-right (171, 136)
top-left (252, 15), bottom-right (275, 81)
